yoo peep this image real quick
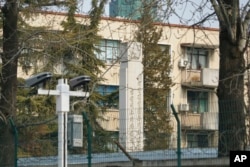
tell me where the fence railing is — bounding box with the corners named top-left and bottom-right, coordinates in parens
top-left (1, 102), bottom-right (249, 167)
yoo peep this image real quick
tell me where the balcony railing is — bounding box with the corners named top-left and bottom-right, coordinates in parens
top-left (180, 112), bottom-right (218, 130)
top-left (181, 112), bottom-right (201, 129)
top-left (181, 68), bottom-right (219, 88)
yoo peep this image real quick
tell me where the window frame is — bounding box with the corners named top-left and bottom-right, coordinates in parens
top-left (187, 90), bottom-right (209, 113)
top-left (185, 47), bottom-right (209, 70)
top-left (96, 39), bottom-right (120, 64)
top-left (187, 133), bottom-right (209, 148)
top-left (96, 85), bottom-right (119, 109)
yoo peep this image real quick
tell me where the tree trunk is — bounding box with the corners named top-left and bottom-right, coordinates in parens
top-left (217, 25), bottom-right (246, 156)
top-left (0, 1), bottom-right (19, 166)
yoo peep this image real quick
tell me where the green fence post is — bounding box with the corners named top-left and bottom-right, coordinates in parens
top-left (82, 112), bottom-right (92, 167)
top-left (170, 104), bottom-right (181, 167)
top-left (9, 118), bottom-right (18, 167)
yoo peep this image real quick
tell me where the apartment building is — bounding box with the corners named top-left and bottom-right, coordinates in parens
top-left (20, 11), bottom-right (220, 150)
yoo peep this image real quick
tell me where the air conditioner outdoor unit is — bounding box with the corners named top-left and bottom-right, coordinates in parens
top-left (178, 103), bottom-right (190, 112)
top-left (178, 58), bottom-right (188, 68)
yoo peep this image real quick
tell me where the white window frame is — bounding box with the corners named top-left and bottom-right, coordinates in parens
top-left (96, 39), bottom-right (120, 64)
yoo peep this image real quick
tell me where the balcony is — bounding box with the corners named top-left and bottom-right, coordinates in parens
top-left (201, 112), bottom-right (218, 130)
top-left (180, 112), bottom-right (218, 131)
top-left (181, 112), bottom-right (201, 129)
top-left (181, 68), bottom-right (219, 88)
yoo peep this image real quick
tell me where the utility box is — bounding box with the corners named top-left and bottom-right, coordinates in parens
top-left (68, 114), bottom-right (83, 147)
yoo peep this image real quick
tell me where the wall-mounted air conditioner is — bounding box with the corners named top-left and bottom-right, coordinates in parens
top-left (178, 103), bottom-right (190, 112)
top-left (178, 58), bottom-right (188, 68)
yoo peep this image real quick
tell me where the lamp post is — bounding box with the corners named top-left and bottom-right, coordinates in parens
top-left (38, 78), bottom-right (89, 167)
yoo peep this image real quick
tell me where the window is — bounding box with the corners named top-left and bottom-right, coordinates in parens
top-left (187, 91), bottom-right (208, 113)
top-left (97, 85), bottom-right (118, 96)
top-left (96, 39), bottom-right (120, 63)
top-left (96, 85), bottom-right (119, 109)
top-left (186, 47), bottom-right (208, 70)
top-left (159, 44), bottom-right (171, 54)
top-left (187, 133), bottom-right (208, 148)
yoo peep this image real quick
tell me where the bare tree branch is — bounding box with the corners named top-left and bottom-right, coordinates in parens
top-left (23, 0), bottom-right (68, 7)
top-left (211, 0), bottom-right (238, 43)
top-left (242, 0), bottom-right (250, 19)
top-left (243, 6), bottom-right (250, 33)
top-left (240, 4), bottom-right (250, 52)
top-left (191, 12), bottom-right (216, 27)
top-left (217, 0), bottom-right (231, 26)
top-left (231, 0), bottom-right (238, 29)
top-left (210, 0), bottom-right (224, 22)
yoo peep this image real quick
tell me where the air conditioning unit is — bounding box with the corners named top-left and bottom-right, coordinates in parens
top-left (178, 58), bottom-right (188, 68)
top-left (178, 103), bottom-right (190, 112)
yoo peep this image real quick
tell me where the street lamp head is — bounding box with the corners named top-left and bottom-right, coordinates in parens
top-left (25, 72), bottom-right (52, 88)
top-left (69, 75), bottom-right (91, 90)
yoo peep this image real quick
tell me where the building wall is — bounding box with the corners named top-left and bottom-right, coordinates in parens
top-left (97, 109), bottom-right (119, 131)
top-left (96, 16), bottom-right (220, 106)
top-left (20, 11), bottom-right (220, 149)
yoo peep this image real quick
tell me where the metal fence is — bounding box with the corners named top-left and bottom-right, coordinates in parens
top-left (1, 101), bottom-right (250, 167)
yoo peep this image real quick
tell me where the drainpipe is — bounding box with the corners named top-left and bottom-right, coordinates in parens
top-left (9, 118), bottom-right (18, 167)
top-left (82, 112), bottom-right (92, 167)
top-left (170, 104), bottom-right (181, 167)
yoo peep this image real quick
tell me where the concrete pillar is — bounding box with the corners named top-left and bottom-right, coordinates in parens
top-left (119, 42), bottom-right (144, 152)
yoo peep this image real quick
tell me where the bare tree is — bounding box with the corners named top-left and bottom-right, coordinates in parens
top-left (210, 0), bottom-right (250, 156)
top-left (0, 1), bottom-right (19, 166)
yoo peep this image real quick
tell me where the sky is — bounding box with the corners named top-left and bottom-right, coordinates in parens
top-left (51, 0), bottom-right (218, 27)
top-left (45, 0), bottom-right (249, 28)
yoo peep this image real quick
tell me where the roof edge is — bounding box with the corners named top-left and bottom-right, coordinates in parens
top-left (34, 10), bottom-right (219, 32)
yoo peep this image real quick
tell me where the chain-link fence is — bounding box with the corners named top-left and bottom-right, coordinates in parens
top-left (1, 101), bottom-right (249, 167)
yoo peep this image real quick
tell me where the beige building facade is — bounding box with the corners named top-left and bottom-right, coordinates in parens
top-left (19, 11), bottom-right (220, 149)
